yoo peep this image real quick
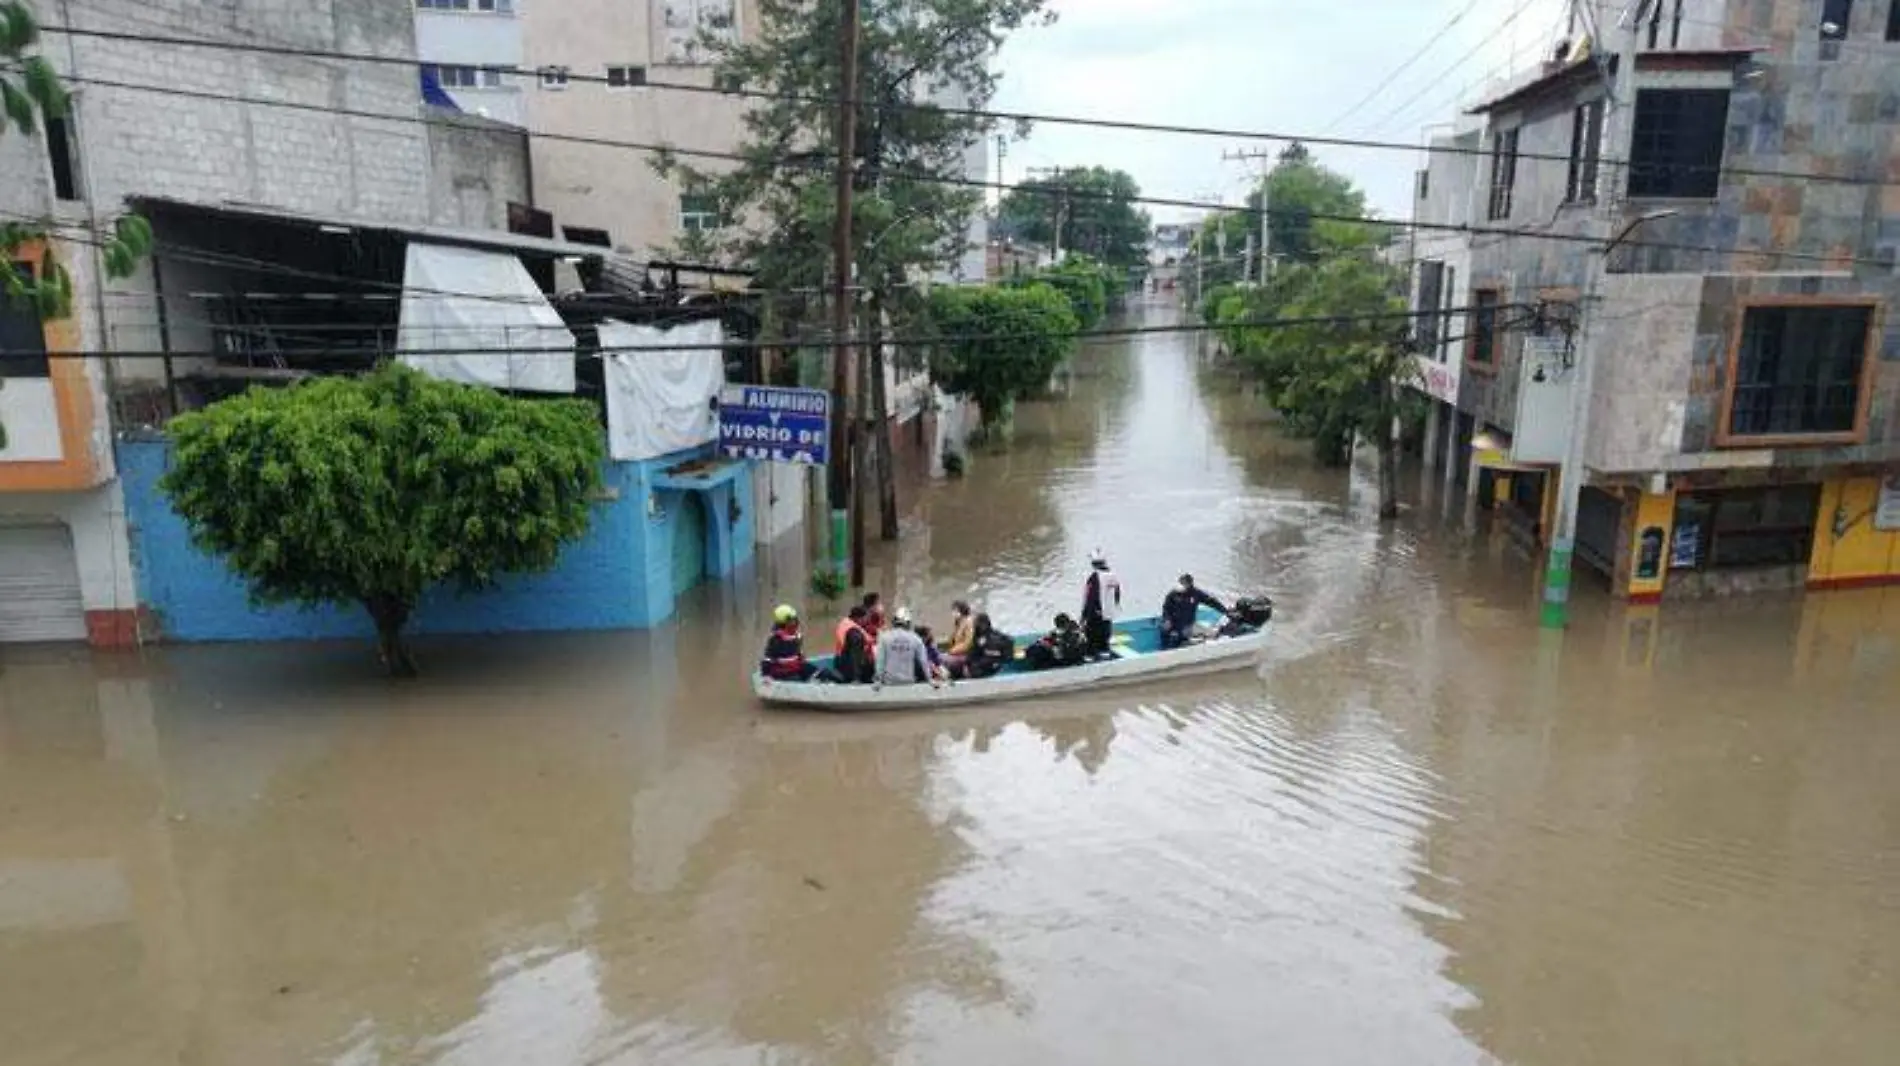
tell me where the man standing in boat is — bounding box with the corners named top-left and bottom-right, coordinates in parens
top-left (1081, 549), bottom-right (1122, 658)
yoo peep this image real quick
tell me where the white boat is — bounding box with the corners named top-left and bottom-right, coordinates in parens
top-left (753, 612), bottom-right (1268, 711)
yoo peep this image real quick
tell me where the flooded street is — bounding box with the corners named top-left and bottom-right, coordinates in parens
top-left (5, 301), bottom-right (1899, 1066)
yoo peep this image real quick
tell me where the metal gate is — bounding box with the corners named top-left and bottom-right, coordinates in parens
top-left (0, 522), bottom-right (88, 643)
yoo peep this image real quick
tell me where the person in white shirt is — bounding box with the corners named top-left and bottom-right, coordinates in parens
top-left (1081, 548), bottom-right (1122, 657)
top-left (875, 607), bottom-right (936, 686)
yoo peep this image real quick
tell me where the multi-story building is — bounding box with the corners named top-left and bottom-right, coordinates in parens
top-left (1405, 0), bottom-right (1900, 601)
top-left (414, 0), bottom-right (528, 126)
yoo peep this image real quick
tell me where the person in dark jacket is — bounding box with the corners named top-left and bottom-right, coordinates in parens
top-left (1159, 574), bottom-right (1228, 649)
top-left (961, 613), bottom-right (1015, 679)
top-left (1026, 613), bottom-right (1088, 670)
top-left (826, 605), bottom-right (876, 683)
top-left (760, 604), bottom-right (816, 681)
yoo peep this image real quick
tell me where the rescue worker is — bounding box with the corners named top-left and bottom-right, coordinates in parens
top-left (1159, 574), bottom-right (1229, 650)
top-left (828, 605), bottom-right (876, 684)
top-left (760, 605), bottom-right (816, 682)
top-left (861, 591), bottom-right (887, 643)
top-left (1080, 549), bottom-right (1123, 657)
top-left (875, 607), bottom-right (937, 687)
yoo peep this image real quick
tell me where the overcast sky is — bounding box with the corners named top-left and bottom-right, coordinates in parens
top-left (992, 0), bottom-right (1571, 223)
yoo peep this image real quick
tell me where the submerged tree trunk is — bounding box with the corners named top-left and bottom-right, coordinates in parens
top-left (365, 595), bottom-right (418, 678)
top-left (868, 295), bottom-right (899, 541)
top-left (1376, 384), bottom-right (1401, 520)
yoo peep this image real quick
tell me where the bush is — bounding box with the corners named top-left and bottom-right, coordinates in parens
top-left (162, 363), bottom-right (604, 675)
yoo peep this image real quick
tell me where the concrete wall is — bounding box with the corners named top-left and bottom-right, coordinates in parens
top-left (525, 0), bottom-right (759, 255)
top-left (1586, 273), bottom-right (1703, 473)
top-left (425, 110), bottom-right (534, 229)
top-left (0, 483), bottom-right (139, 642)
top-left (117, 440), bottom-right (757, 641)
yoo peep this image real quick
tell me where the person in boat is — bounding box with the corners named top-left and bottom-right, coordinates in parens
top-left (827, 605), bottom-right (877, 684)
top-left (861, 591), bottom-right (887, 643)
top-left (1026, 613), bottom-right (1089, 671)
top-left (960, 613), bottom-right (1015, 680)
top-left (875, 607), bottom-right (938, 686)
top-left (761, 604), bottom-right (816, 682)
top-left (1160, 573), bottom-right (1229, 650)
top-left (1080, 549), bottom-right (1123, 658)
top-left (942, 600), bottom-right (976, 675)
top-left (915, 625), bottom-right (952, 682)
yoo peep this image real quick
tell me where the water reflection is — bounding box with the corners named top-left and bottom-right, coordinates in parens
top-left (2, 298), bottom-right (1897, 1065)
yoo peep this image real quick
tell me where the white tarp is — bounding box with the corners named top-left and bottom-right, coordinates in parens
top-left (600, 318), bottom-right (727, 462)
top-left (396, 242), bottom-right (576, 394)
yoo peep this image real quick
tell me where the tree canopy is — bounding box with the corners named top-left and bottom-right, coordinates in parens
top-left (927, 282), bottom-right (1077, 431)
top-left (162, 364), bottom-right (605, 675)
top-left (997, 165), bottom-right (1152, 272)
top-left (665, 0), bottom-right (1050, 309)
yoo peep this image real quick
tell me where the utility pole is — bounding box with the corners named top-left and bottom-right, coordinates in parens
top-left (1543, 1), bottom-right (1645, 630)
top-left (828, 0), bottom-right (862, 586)
top-left (1223, 147), bottom-right (1274, 281)
top-left (1026, 165), bottom-right (1068, 262)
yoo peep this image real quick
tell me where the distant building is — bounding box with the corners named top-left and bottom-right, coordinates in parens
top-left (414, 0), bottom-right (528, 126)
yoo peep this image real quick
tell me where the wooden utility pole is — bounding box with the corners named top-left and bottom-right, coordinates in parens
top-left (1026, 165), bottom-right (1069, 261)
top-left (828, 0), bottom-right (863, 585)
top-left (1222, 148), bottom-right (1275, 281)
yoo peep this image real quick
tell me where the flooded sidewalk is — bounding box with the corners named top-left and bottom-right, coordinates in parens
top-left (3, 301), bottom-right (1898, 1066)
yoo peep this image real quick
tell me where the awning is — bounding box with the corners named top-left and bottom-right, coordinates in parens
top-left (396, 242), bottom-right (576, 394)
top-left (130, 195), bottom-right (610, 262)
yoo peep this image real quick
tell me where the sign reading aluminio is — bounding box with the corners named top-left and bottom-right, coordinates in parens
top-left (717, 386), bottom-right (831, 466)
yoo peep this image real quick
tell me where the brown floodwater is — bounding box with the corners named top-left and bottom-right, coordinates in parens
top-left (3, 300), bottom-right (1898, 1066)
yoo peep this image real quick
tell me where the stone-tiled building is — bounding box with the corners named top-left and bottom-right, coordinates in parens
top-left (1406, 0), bottom-right (1900, 601)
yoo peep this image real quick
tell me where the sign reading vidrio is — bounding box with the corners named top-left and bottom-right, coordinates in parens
top-left (717, 385), bottom-right (832, 466)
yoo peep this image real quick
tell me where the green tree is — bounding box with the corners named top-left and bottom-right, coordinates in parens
top-left (927, 282), bottom-right (1076, 435)
top-left (162, 364), bottom-right (605, 676)
top-left (1018, 255), bottom-right (1108, 328)
top-left (1217, 256), bottom-right (1418, 516)
top-left (997, 165), bottom-right (1152, 272)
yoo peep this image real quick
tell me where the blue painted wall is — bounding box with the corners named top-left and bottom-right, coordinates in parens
top-left (117, 439), bottom-right (755, 642)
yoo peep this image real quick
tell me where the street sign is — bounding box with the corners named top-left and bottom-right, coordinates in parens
top-left (717, 385), bottom-right (831, 466)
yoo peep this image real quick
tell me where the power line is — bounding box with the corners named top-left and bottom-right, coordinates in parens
top-left (41, 20), bottom-right (1900, 192)
top-left (42, 74), bottom-right (1899, 272)
top-left (1324, 0), bottom-right (1486, 133)
top-left (17, 301), bottom-right (1525, 361)
top-left (1363, 0), bottom-right (1547, 136)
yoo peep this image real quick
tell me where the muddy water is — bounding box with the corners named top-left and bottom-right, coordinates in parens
top-left (3, 301), bottom-right (1898, 1066)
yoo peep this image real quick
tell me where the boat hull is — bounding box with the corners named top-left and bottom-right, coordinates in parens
top-left (754, 615), bottom-right (1267, 711)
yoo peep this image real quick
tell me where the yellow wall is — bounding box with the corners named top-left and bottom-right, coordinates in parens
top-left (1627, 490), bottom-right (1676, 601)
top-left (0, 239), bottom-right (104, 493)
top-left (1808, 477), bottom-right (1900, 588)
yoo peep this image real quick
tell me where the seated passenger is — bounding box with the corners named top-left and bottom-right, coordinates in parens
top-left (760, 604), bottom-right (816, 682)
top-left (962, 613), bottom-right (1015, 679)
top-left (874, 607), bottom-right (937, 687)
top-left (1025, 613), bottom-right (1088, 670)
top-left (825, 605), bottom-right (876, 684)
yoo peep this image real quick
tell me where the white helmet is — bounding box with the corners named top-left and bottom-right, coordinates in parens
top-left (1089, 547), bottom-right (1107, 566)
top-left (893, 606), bottom-right (914, 627)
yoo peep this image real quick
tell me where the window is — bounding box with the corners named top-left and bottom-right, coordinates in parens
top-left (1487, 129), bottom-right (1518, 220)
top-left (1821, 0), bottom-right (1852, 39)
top-left (1415, 168), bottom-right (1429, 201)
top-left (1415, 260), bottom-right (1446, 355)
top-left (424, 64), bottom-right (488, 88)
top-left (1672, 486), bottom-right (1821, 571)
top-left (539, 65), bottom-right (570, 90)
top-left (1645, 0), bottom-right (1686, 48)
top-left (1566, 99), bottom-right (1603, 204)
top-left (417, 0), bottom-right (514, 12)
top-left (606, 65), bottom-right (648, 89)
top-left (1889, 0), bottom-right (1900, 40)
top-left (1440, 266), bottom-right (1457, 362)
top-left (45, 115), bottom-right (80, 201)
top-left (715, 72), bottom-right (746, 94)
top-left (0, 261), bottom-right (49, 378)
top-left (680, 193), bottom-right (720, 233)
top-left (1467, 288), bottom-right (1501, 368)
top-left (1724, 303), bottom-right (1873, 441)
top-left (1627, 88), bottom-right (1728, 198)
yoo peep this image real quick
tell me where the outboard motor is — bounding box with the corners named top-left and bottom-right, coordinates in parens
top-left (1219, 596), bottom-right (1273, 637)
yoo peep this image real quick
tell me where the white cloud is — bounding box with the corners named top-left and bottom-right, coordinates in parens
top-left (993, 0), bottom-right (1571, 221)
